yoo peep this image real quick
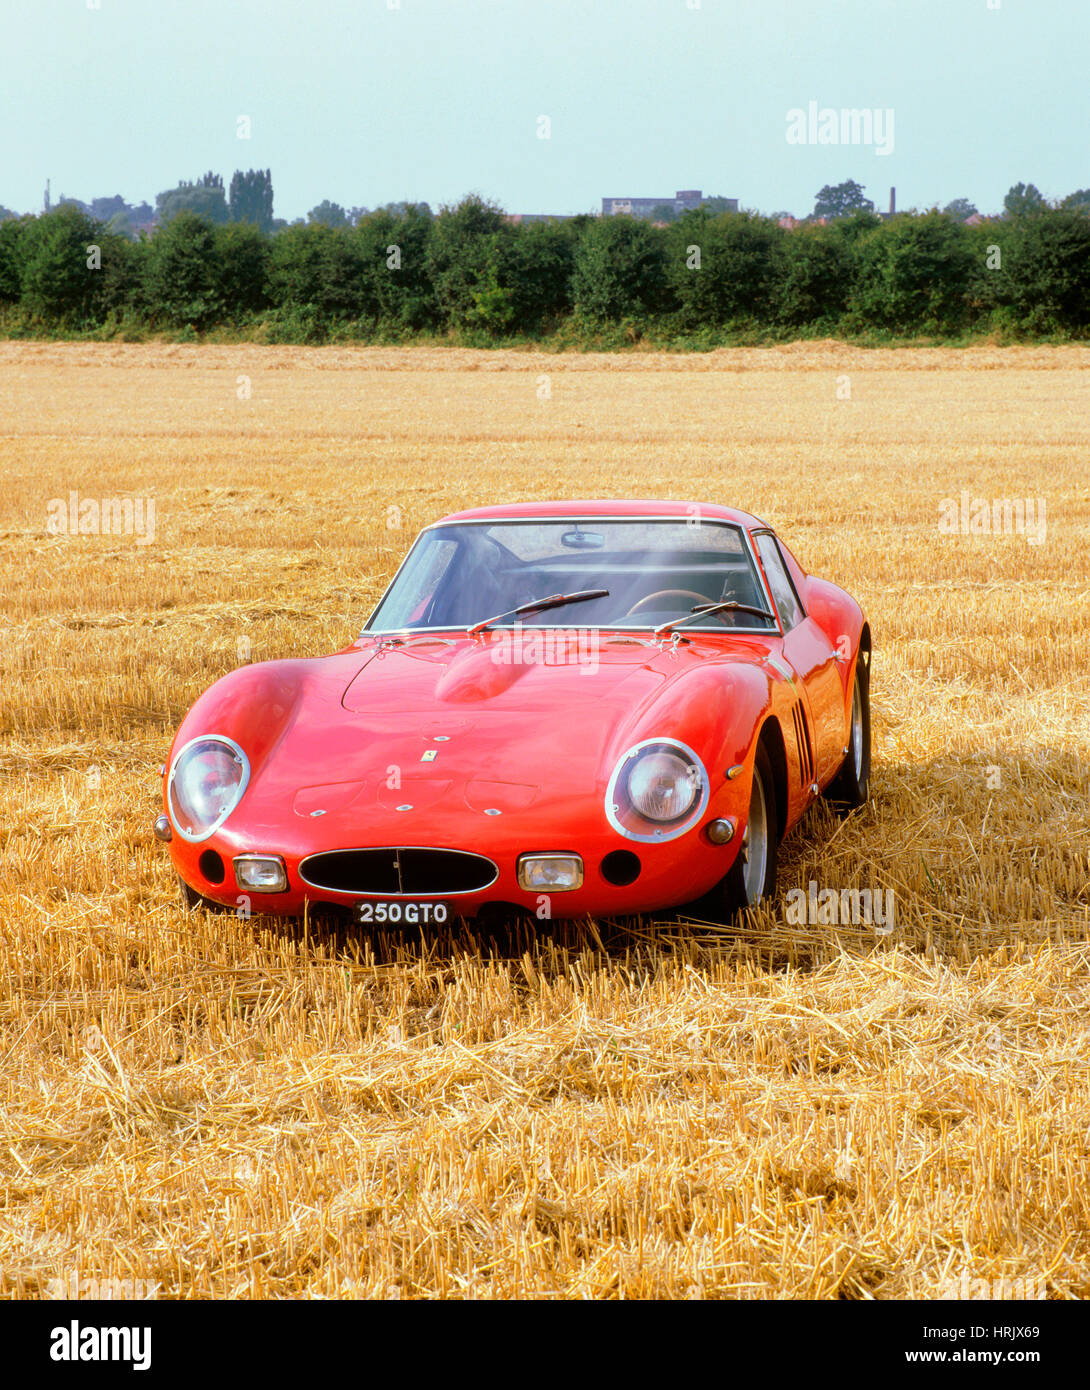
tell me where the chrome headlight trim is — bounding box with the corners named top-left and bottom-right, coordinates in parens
top-left (167, 734), bottom-right (251, 844)
top-left (605, 737), bottom-right (710, 844)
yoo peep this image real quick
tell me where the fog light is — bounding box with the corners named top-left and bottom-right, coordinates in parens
top-left (234, 855), bottom-right (288, 893)
top-left (706, 818), bottom-right (735, 845)
top-left (153, 814), bottom-right (172, 843)
top-left (517, 854), bottom-right (584, 892)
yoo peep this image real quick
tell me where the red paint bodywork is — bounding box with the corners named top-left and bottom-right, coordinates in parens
top-left (162, 500), bottom-right (868, 919)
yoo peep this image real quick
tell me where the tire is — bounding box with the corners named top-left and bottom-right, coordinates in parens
top-left (177, 875), bottom-right (228, 914)
top-left (826, 655), bottom-right (871, 811)
top-left (723, 742), bottom-right (779, 912)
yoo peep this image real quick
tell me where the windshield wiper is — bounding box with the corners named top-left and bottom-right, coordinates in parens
top-left (467, 589), bottom-right (609, 636)
top-left (653, 600), bottom-right (776, 637)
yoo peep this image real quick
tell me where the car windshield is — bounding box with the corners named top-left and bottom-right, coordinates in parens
top-left (365, 518), bottom-right (778, 633)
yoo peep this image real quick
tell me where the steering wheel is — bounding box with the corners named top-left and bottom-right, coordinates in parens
top-left (624, 589), bottom-right (712, 616)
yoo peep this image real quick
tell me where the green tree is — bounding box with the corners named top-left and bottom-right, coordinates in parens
top-left (307, 200), bottom-right (350, 229)
top-left (829, 210), bottom-right (883, 247)
top-left (0, 215), bottom-right (31, 303)
top-left (571, 214), bottom-right (669, 321)
top-left (667, 210), bottom-right (782, 326)
top-left (503, 219), bottom-right (576, 331)
top-left (848, 211), bottom-right (973, 332)
top-left (774, 222), bottom-right (853, 326)
top-left (20, 204), bottom-right (107, 321)
top-left (143, 212), bottom-right (222, 328)
top-left (228, 170), bottom-right (274, 231)
top-left (354, 202), bottom-right (436, 329)
top-left (993, 210), bottom-right (1090, 332)
top-left (964, 217), bottom-right (1008, 324)
top-left (268, 222), bottom-right (365, 322)
top-left (89, 195), bottom-right (128, 222)
top-left (1003, 182), bottom-right (1047, 218)
top-left (813, 180), bottom-right (875, 219)
top-left (1061, 188), bottom-right (1090, 213)
top-left (942, 198), bottom-right (978, 221)
top-left (157, 173), bottom-right (229, 225)
top-left (97, 232), bottom-right (144, 320)
top-left (215, 222), bottom-right (270, 319)
top-left (424, 195), bottom-right (514, 331)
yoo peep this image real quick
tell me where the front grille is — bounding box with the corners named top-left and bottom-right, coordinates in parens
top-left (298, 848), bottom-right (498, 896)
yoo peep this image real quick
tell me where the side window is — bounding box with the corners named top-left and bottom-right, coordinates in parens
top-left (754, 533), bottom-right (804, 630)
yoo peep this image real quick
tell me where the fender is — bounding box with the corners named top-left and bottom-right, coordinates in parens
top-left (167, 652), bottom-right (362, 782)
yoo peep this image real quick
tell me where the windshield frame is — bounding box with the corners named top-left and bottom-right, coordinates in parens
top-left (361, 514), bottom-right (784, 638)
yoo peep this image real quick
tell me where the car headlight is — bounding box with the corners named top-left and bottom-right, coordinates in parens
top-left (627, 749), bottom-right (701, 822)
top-left (606, 738), bottom-right (709, 843)
top-left (167, 735), bottom-right (250, 842)
top-left (234, 855), bottom-right (288, 893)
top-left (517, 854), bottom-right (584, 891)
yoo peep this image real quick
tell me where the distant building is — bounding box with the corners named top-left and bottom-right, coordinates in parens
top-left (505, 213), bottom-right (575, 225)
top-left (601, 189), bottom-right (736, 219)
top-left (876, 186), bottom-right (897, 220)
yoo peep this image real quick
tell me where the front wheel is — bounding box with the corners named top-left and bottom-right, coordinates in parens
top-left (826, 657), bottom-right (871, 811)
top-left (177, 875), bottom-right (229, 914)
top-left (723, 743), bottom-right (779, 912)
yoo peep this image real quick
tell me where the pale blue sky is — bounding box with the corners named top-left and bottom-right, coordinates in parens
top-left (2, 0), bottom-right (1086, 220)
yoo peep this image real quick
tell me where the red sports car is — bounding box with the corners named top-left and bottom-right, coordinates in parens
top-left (157, 500), bottom-right (871, 923)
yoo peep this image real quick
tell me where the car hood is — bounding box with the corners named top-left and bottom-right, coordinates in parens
top-left (341, 634), bottom-right (667, 713)
top-left (176, 633), bottom-right (774, 841)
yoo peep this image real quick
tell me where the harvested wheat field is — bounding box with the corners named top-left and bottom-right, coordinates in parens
top-left (0, 341), bottom-right (1088, 1300)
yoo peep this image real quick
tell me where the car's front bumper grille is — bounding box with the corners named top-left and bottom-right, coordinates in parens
top-left (297, 847), bottom-right (499, 896)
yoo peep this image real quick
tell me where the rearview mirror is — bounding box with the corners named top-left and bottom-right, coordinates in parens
top-left (561, 529), bottom-right (604, 550)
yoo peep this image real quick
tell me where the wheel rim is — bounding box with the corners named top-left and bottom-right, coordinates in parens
top-left (740, 769), bottom-right (768, 903)
top-left (851, 678), bottom-right (863, 780)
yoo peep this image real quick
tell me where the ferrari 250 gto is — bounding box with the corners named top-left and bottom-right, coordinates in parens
top-left (156, 500), bottom-right (871, 923)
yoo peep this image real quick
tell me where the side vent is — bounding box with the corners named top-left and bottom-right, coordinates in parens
top-left (792, 700), bottom-right (814, 788)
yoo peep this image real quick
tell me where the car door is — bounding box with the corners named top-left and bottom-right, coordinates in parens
top-left (751, 530), bottom-right (845, 788)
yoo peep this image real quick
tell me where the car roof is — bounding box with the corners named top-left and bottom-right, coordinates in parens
top-left (434, 499), bottom-right (771, 529)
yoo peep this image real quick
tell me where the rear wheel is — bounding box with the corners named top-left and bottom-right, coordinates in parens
top-left (826, 657), bottom-right (871, 811)
top-left (723, 743), bottom-right (779, 912)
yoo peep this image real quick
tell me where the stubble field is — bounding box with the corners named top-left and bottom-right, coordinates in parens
top-left (1, 340), bottom-right (1088, 1299)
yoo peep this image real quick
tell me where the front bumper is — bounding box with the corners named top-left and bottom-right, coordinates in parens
top-left (166, 820), bottom-right (745, 920)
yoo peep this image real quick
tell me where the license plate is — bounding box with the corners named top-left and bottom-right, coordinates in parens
top-left (355, 901), bottom-right (449, 925)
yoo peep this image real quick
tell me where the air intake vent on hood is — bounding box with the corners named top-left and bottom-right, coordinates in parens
top-left (299, 848), bottom-right (498, 896)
